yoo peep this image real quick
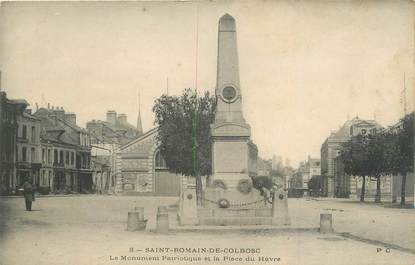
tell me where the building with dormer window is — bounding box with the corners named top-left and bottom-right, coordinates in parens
top-left (34, 106), bottom-right (93, 194)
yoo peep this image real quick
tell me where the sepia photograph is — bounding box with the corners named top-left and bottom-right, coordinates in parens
top-left (0, 1), bottom-right (414, 264)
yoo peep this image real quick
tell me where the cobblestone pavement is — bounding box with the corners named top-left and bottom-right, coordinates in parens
top-left (0, 195), bottom-right (414, 265)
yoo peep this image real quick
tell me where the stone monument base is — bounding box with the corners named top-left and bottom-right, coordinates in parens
top-left (179, 186), bottom-right (290, 226)
top-left (197, 207), bottom-right (273, 226)
top-left (203, 186), bottom-right (265, 208)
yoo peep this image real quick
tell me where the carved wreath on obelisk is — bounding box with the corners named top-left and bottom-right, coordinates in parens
top-left (237, 179), bottom-right (252, 194)
top-left (212, 179), bottom-right (227, 190)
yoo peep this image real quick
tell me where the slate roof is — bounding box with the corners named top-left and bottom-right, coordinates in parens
top-left (59, 117), bottom-right (87, 133)
top-left (33, 108), bottom-right (85, 147)
top-left (92, 119), bottom-right (138, 134)
top-left (87, 119), bottom-right (139, 145)
top-left (89, 131), bottom-right (117, 144)
top-left (22, 111), bottom-right (41, 121)
top-left (328, 117), bottom-right (382, 142)
top-left (119, 127), bottom-right (158, 151)
top-left (8, 99), bottom-right (29, 106)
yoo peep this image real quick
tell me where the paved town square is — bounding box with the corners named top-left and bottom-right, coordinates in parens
top-left (0, 196), bottom-right (414, 265)
top-left (1, 1), bottom-right (414, 265)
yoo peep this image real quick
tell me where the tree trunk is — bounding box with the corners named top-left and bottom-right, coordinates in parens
top-left (400, 173), bottom-right (407, 207)
top-left (375, 176), bottom-right (381, 203)
top-left (195, 174), bottom-right (203, 206)
top-left (360, 176), bottom-right (366, 202)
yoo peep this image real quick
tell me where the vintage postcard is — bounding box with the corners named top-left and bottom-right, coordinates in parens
top-left (0, 1), bottom-right (414, 265)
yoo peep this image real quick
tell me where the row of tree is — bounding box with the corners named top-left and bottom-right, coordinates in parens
top-left (152, 88), bottom-right (413, 206)
top-left (339, 113), bottom-right (414, 205)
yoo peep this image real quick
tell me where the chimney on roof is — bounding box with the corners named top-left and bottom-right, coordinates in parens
top-left (106, 110), bottom-right (117, 125)
top-left (25, 109), bottom-right (32, 115)
top-left (64, 113), bottom-right (76, 125)
top-left (118, 113), bottom-right (127, 124)
top-left (54, 107), bottom-right (65, 120)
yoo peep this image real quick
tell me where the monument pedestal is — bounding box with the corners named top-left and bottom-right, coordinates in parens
top-left (179, 13), bottom-right (290, 227)
top-left (203, 186), bottom-right (264, 207)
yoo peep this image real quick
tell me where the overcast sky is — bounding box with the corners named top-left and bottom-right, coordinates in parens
top-left (0, 0), bottom-right (413, 167)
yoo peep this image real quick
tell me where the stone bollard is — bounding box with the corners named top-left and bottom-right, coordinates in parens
top-left (127, 212), bottom-right (141, 231)
top-left (127, 207), bottom-right (147, 231)
top-left (156, 206), bottom-right (169, 233)
top-left (271, 186), bottom-right (291, 226)
top-left (319, 213), bottom-right (334, 234)
top-left (179, 187), bottom-right (198, 225)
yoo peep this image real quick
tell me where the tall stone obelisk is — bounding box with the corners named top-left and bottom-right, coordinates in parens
top-left (180, 14), bottom-right (288, 226)
top-left (214, 14), bottom-right (247, 126)
top-left (209, 14), bottom-right (258, 204)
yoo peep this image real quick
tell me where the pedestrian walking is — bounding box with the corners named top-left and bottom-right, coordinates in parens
top-left (23, 179), bottom-right (35, 211)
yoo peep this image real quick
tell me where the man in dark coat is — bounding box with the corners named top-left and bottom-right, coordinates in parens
top-left (23, 179), bottom-right (35, 211)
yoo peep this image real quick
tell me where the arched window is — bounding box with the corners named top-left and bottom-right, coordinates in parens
top-left (155, 150), bottom-right (167, 169)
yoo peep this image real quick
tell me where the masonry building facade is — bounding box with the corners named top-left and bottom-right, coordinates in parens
top-left (0, 92), bottom-right (29, 195)
top-left (87, 110), bottom-right (143, 193)
top-left (321, 117), bottom-right (382, 197)
top-left (34, 106), bottom-right (92, 194)
top-left (115, 127), bottom-right (181, 196)
top-left (16, 109), bottom-right (42, 192)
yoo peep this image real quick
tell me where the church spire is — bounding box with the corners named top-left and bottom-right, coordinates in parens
top-left (136, 91), bottom-right (143, 135)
